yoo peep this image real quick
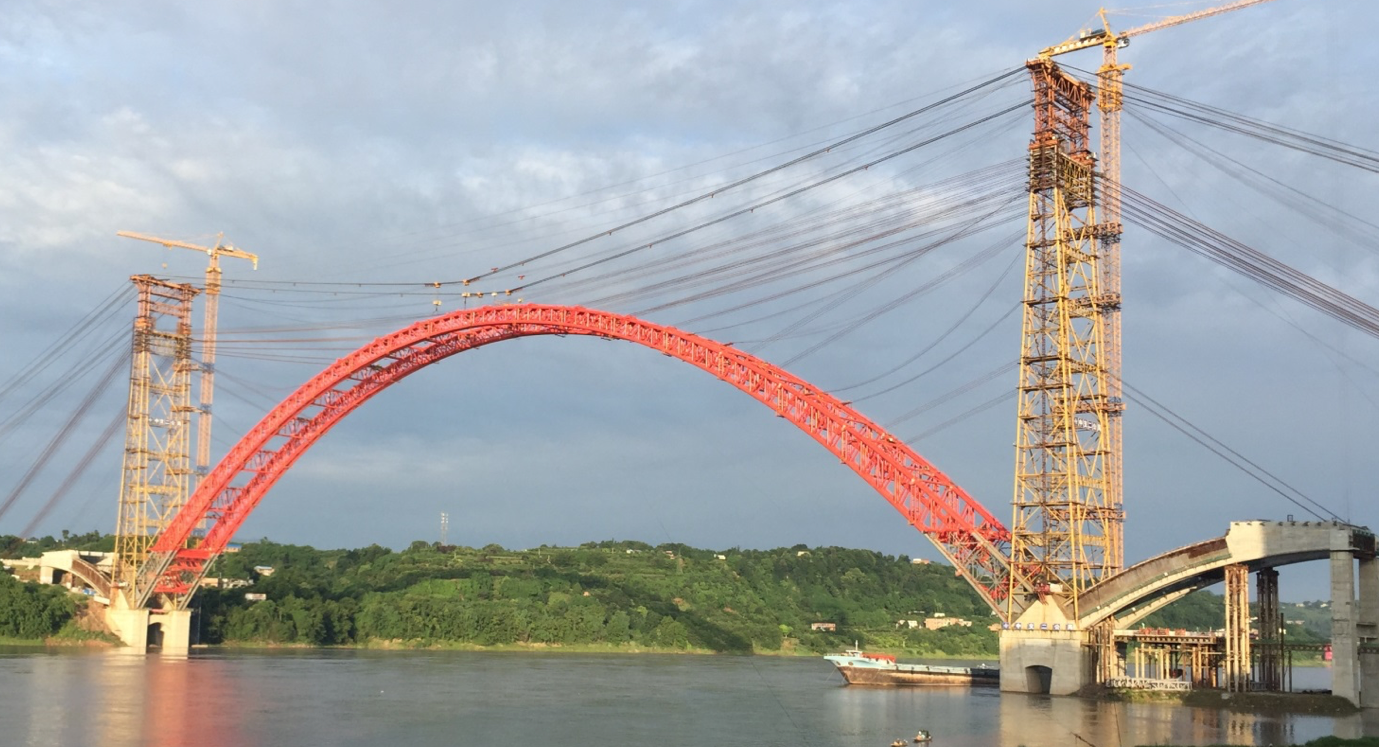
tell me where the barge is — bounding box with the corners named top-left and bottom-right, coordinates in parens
top-left (824, 646), bottom-right (999, 687)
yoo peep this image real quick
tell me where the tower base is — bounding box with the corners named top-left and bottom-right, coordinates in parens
top-left (999, 599), bottom-right (1091, 695)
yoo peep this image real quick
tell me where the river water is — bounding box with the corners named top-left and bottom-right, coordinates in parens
top-left (1, 648), bottom-right (1374, 747)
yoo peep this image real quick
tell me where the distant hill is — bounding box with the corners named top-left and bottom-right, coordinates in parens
top-left (1138, 590), bottom-right (1326, 644)
top-left (4, 532), bottom-right (1333, 652)
top-left (194, 539), bottom-right (1001, 654)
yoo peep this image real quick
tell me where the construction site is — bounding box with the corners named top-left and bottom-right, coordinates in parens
top-left (1, 0), bottom-right (1376, 719)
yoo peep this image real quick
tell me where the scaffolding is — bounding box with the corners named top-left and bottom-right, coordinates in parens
top-left (1010, 58), bottom-right (1123, 618)
top-left (112, 276), bottom-right (199, 600)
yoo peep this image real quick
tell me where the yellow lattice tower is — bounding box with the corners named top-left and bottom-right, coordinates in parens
top-left (1013, 1), bottom-right (1280, 620)
top-left (113, 276), bottom-right (199, 598)
top-left (1033, 2), bottom-right (1281, 581)
top-left (116, 231), bottom-right (258, 480)
top-left (1010, 59), bottom-right (1122, 620)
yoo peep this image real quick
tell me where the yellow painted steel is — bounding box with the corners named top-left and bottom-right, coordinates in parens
top-left (1011, 60), bottom-right (1121, 620)
top-left (116, 231), bottom-right (258, 479)
top-left (1014, 1), bottom-right (1279, 617)
top-left (112, 277), bottom-right (199, 600)
top-left (114, 232), bottom-right (257, 604)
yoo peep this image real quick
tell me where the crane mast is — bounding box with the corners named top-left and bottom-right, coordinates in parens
top-left (113, 231), bottom-right (257, 599)
top-left (117, 230), bottom-right (258, 480)
top-left (1012, 0), bottom-right (1277, 619)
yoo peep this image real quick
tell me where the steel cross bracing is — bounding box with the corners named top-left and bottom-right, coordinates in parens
top-left (1011, 59), bottom-right (1123, 620)
top-left (1030, 1), bottom-right (1279, 588)
top-left (116, 231), bottom-right (259, 480)
top-left (138, 304), bottom-right (1014, 613)
top-left (113, 276), bottom-right (199, 598)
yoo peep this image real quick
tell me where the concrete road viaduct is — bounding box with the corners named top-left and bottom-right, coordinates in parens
top-left (1000, 520), bottom-right (1378, 705)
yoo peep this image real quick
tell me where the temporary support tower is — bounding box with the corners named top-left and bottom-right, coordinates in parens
top-left (113, 276), bottom-right (199, 598)
top-left (1014, 0), bottom-right (1281, 621)
top-left (1011, 58), bottom-right (1121, 620)
top-left (116, 231), bottom-right (258, 479)
top-left (113, 232), bottom-right (257, 607)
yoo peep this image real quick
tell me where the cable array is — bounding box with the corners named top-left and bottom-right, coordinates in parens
top-left (3, 56), bottom-right (1376, 551)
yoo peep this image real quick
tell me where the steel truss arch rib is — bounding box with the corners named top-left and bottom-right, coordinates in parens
top-left (141, 305), bottom-right (1011, 613)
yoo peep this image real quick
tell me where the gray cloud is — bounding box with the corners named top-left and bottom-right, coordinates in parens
top-left (1, 0), bottom-right (1375, 603)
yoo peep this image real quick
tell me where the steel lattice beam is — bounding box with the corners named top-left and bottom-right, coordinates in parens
top-left (140, 305), bottom-right (1013, 614)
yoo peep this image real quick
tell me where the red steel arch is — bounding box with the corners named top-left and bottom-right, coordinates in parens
top-left (139, 304), bottom-right (1011, 612)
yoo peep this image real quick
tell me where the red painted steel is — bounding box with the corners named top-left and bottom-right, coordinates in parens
top-left (146, 305), bottom-right (1012, 611)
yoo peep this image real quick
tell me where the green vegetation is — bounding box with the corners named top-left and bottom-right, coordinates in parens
top-left (0, 532), bottom-right (1338, 657)
top-left (0, 572), bottom-right (78, 639)
top-left (0, 530), bottom-right (113, 556)
top-left (190, 539), bottom-right (999, 654)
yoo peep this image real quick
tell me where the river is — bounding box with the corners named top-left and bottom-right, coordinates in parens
top-left (1, 648), bottom-right (1374, 746)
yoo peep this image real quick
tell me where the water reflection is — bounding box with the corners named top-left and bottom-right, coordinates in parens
top-left (55, 650), bottom-right (245, 747)
top-left (990, 684), bottom-right (1345, 747)
top-left (0, 651), bottom-right (1370, 747)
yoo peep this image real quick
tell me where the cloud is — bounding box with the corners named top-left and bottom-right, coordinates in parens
top-left (0, 0), bottom-right (1374, 605)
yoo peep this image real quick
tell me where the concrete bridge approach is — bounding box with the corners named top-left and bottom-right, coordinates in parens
top-left (999, 520), bottom-right (1378, 706)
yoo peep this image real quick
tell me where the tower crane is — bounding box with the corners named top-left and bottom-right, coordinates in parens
top-left (116, 230), bottom-right (259, 482)
top-left (1033, 0), bottom-right (1278, 566)
top-left (1009, 2), bottom-right (1278, 627)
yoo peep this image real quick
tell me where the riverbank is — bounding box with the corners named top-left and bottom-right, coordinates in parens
top-left (210, 639), bottom-right (724, 655)
top-left (202, 638), bottom-right (997, 660)
top-left (1089, 684), bottom-right (1359, 716)
top-left (0, 634), bottom-right (114, 648)
top-left (1138, 739), bottom-right (1379, 747)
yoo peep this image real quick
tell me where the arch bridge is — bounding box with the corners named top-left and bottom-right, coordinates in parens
top-left (95, 303), bottom-right (1375, 706)
top-left (128, 304), bottom-right (1012, 613)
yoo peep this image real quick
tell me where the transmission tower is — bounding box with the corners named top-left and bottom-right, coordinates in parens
top-left (113, 276), bottom-right (199, 596)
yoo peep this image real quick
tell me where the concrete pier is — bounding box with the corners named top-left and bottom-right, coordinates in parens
top-left (1359, 556), bottom-right (1378, 708)
top-left (1333, 550), bottom-right (1360, 705)
top-left (104, 602), bottom-right (150, 652)
top-left (998, 599), bottom-right (1089, 695)
top-left (102, 595), bottom-right (191, 654)
top-left (157, 610), bottom-right (192, 656)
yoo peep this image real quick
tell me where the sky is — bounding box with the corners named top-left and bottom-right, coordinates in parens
top-left (1, 1), bottom-right (1376, 604)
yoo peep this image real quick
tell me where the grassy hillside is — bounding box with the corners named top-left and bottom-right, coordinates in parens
top-left (193, 539), bottom-right (999, 654)
top-left (6, 532), bottom-right (1336, 654)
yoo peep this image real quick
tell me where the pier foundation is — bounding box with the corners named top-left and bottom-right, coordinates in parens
top-left (104, 604), bottom-right (150, 652)
top-left (101, 595), bottom-right (191, 655)
top-left (999, 600), bottom-right (1089, 695)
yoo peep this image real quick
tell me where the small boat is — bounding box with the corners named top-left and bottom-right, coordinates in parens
top-left (891, 741), bottom-right (907, 747)
top-left (914, 730), bottom-right (932, 743)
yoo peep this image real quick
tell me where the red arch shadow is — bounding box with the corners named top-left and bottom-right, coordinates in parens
top-left (142, 305), bottom-right (1011, 611)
